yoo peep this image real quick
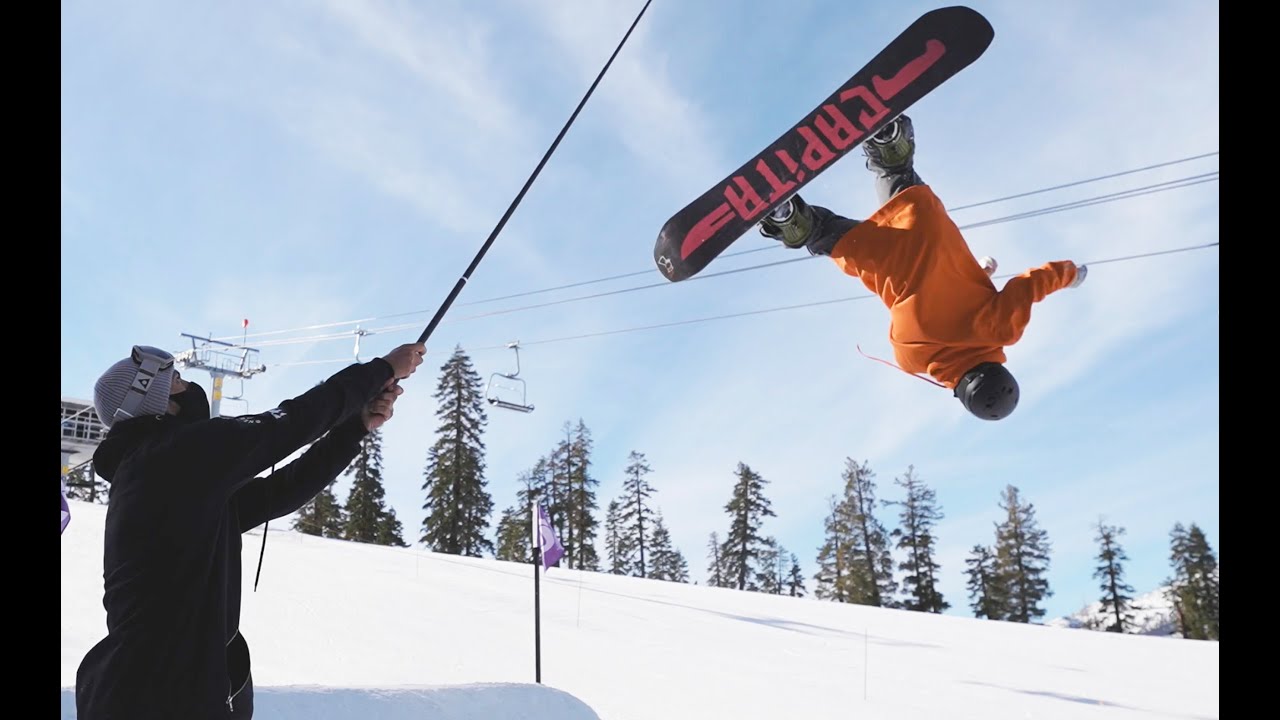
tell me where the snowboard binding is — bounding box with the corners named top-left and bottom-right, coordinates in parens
top-left (863, 115), bottom-right (916, 170)
top-left (758, 195), bottom-right (818, 249)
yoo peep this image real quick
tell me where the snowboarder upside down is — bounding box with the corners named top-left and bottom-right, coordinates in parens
top-left (758, 114), bottom-right (1086, 421)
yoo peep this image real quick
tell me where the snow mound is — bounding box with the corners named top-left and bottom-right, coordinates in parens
top-left (59, 683), bottom-right (601, 720)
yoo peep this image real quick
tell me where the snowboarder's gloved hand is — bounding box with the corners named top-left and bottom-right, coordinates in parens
top-left (1069, 263), bottom-right (1088, 288)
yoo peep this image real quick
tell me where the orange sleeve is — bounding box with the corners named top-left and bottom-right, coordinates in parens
top-left (975, 261), bottom-right (1078, 345)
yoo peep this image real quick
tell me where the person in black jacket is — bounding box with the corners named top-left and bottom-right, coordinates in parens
top-left (74, 340), bottom-right (426, 719)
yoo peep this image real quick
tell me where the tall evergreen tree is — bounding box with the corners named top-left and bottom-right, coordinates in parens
top-left (786, 554), bottom-right (807, 597)
top-left (964, 544), bottom-right (1004, 619)
top-left (293, 480), bottom-right (346, 537)
top-left (993, 485), bottom-right (1052, 623)
top-left (604, 499), bottom-right (632, 575)
top-left (1167, 523), bottom-right (1220, 640)
top-left (546, 422), bottom-right (600, 570)
top-left (722, 462), bottom-right (777, 591)
top-left (814, 495), bottom-right (851, 602)
top-left (1092, 519), bottom-right (1135, 633)
top-left (886, 466), bottom-right (948, 613)
top-left (618, 450), bottom-right (656, 577)
top-left (420, 346), bottom-right (493, 557)
top-left (706, 532), bottom-right (727, 588)
top-left (547, 427), bottom-right (573, 561)
top-left (816, 459), bottom-right (897, 606)
top-left (493, 461), bottom-right (550, 563)
top-left (342, 430), bottom-right (401, 545)
top-left (566, 420), bottom-right (600, 571)
top-left (648, 512), bottom-right (689, 582)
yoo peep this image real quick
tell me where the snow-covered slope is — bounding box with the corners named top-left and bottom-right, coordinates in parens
top-left (61, 501), bottom-right (1219, 719)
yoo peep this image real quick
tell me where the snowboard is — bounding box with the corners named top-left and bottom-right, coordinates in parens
top-left (653, 6), bottom-right (994, 282)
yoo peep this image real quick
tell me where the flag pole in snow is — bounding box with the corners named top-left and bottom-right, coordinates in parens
top-left (534, 519), bottom-right (542, 684)
top-left (532, 503), bottom-right (564, 684)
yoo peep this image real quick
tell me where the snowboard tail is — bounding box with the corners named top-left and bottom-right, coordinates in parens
top-left (653, 6), bottom-right (994, 281)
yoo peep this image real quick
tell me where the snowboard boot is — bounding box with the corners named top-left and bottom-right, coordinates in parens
top-left (758, 194), bottom-right (860, 256)
top-left (863, 114), bottom-right (916, 170)
top-left (758, 195), bottom-right (818, 249)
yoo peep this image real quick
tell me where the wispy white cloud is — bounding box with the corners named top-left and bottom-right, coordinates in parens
top-left (319, 0), bottom-right (520, 138)
top-left (518, 0), bottom-right (726, 196)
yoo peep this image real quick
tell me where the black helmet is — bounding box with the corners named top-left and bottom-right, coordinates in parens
top-left (955, 362), bottom-right (1019, 421)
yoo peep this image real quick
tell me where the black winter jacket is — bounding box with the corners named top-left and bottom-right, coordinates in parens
top-left (75, 358), bottom-right (394, 719)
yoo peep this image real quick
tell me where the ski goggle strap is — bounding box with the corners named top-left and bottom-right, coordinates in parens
top-left (113, 345), bottom-right (176, 422)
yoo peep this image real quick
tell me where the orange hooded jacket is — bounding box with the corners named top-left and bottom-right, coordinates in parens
top-left (828, 184), bottom-right (1078, 389)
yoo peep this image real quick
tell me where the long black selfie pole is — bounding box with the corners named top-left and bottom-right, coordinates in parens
top-left (415, 0), bottom-right (654, 346)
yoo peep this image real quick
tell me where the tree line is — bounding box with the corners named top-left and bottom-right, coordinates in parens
top-left (65, 346), bottom-right (1218, 639)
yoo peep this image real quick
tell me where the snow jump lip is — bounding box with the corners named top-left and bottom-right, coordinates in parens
top-left (60, 682), bottom-right (602, 720)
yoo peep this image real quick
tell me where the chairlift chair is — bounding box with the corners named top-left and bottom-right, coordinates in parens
top-left (486, 342), bottom-right (534, 413)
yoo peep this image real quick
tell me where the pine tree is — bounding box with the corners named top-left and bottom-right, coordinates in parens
top-left (1167, 523), bottom-right (1219, 640)
top-left (1187, 524), bottom-right (1220, 640)
top-left (544, 436), bottom-right (571, 549)
top-left (886, 466), bottom-right (948, 613)
top-left (993, 485), bottom-right (1052, 623)
top-left (964, 544), bottom-right (1004, 619)
top-left (754, 538), bottom-right (787, 594)
top-left (1092, 519), bottom-right (1135, 633)
top-left (545, 422), bottom-right (600, 570)
top-left (722, 462), bottom-right (777, 591)
top-left (618, 450), bottom-right (656, 577)
top-left (814, 495), bottom-right (851, 602)
top-left (420, 346), bottom-right (494, 557)
top-left (377, 507), bottom-right (408, 547)
top-left (293, 480), bottom-right (346, 538)
top-left (493, 461), bottom-right (550, 563)
top-left (786, 554), bottom-right (807, 597)
top-left (342, 430), bottom-right (401, 545)
top-left (64, 462), bottom-right (108, 503)
top-left (648, 512), bottom-right (689, 582)
top-left (706, 532), bottom-right (726, 588)
top-left (818, 458), bottom-right (897, 606)
top-left (604, 499), bottom-right (633, 575)
top-left (566, 420), bottom-right (600, 571)
top-left (493, 505), bottom-right (528, 562)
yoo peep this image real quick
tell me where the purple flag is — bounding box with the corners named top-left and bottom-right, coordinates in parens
top-left (61, 478), bottom-right (70, 535)
top-left (532, 504), bottom-right (564, 569)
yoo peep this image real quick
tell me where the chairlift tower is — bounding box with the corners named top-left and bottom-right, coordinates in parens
top-left (174, 332), bottom-right (267, 417)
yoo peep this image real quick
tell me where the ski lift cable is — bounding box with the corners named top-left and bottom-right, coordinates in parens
top-left (250, 172), bottom-right (1220, 350)
top-left (227, 174), bottom-right (1221, 356)
top-left (210, 153), bottom-right (1218, 344)
top-left (266, 239), bottom-right (1217, 368)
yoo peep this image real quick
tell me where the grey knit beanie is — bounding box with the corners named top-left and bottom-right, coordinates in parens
top-left (93, 346), bottom-right (175, 429)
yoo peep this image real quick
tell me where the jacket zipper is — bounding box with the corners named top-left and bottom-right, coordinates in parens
top-left (226, 630), bottom-right (248, 713)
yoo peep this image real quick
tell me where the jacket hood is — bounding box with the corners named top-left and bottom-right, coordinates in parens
top-left (91, 415), bottom-right (171, 483)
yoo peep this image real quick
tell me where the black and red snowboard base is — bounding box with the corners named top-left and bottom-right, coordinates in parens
top-left (653, 6), bottom-right (994, 282)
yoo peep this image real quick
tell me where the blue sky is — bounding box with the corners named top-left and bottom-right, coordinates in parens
top-left (61, 0), bottom-right (1218, 621)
